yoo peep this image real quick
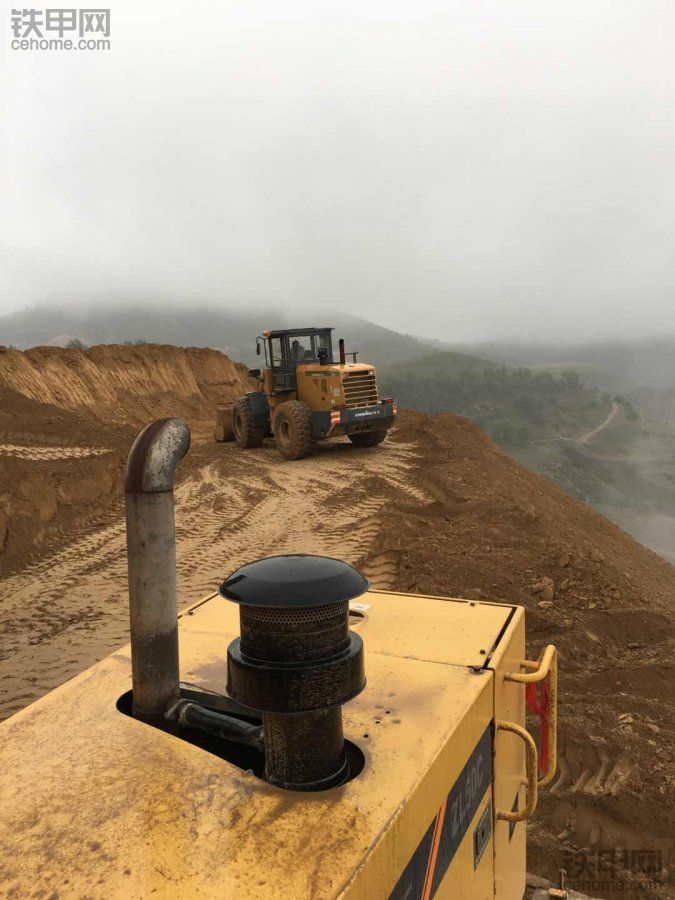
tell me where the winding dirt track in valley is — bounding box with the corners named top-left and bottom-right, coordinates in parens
top-left (578, 400), bottom-right (620, 444)
top-left (0, 435), bottom-right (426, 720)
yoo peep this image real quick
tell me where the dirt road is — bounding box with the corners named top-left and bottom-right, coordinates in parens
top-left (578, 400), bottom-right (620, 444)
top-left (0, 433), bottom-right (426, 720)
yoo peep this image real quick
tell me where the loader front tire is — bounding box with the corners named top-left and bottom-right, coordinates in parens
top-left (273, 401), bottom-right (316, 460)
top-left (232, 397), bottom-right (264, 448)
top-left (348, 429), bottom-right (388, 448)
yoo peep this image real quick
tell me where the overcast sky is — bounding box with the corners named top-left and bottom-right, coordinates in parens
top-left (1, 1), bottom-right (673, 342)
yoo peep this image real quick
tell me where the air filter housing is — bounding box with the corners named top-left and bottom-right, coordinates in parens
top-left (220, 554), bottom-right (368, 791)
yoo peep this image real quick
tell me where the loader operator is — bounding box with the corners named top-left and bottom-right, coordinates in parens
top-left (291, 339), bottom-right (306, 364)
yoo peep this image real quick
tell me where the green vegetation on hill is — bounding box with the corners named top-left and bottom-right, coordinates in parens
top-left (379, 355), bottom-right (607, 448)
top-left (450, 336), bottom-right (675, 392)
top-left (382, 348), bottom-right (499, 374)
top-left (391, 340), bottom-right (675, 565)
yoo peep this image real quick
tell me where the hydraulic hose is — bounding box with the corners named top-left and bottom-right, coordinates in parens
top-left (166, 699), bottom-right (264, 751)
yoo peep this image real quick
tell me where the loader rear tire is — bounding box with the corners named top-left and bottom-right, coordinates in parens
top-left (348, 429), bottom-right (388, 448)
top-left (232, 397), bottom-right (264, 448)
top-left (273, 401), bottom-right (316, 460)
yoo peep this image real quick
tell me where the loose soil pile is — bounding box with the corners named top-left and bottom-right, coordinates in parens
top-left (0, 344), bottom-right (253, 574)
top-left (0, 345), bottom-right (672, 898)
top-left (0, 343), bottom-right (252, 425)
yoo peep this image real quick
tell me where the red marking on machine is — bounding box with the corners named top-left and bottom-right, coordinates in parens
top-left (526, 680), bottom-right (550, 775)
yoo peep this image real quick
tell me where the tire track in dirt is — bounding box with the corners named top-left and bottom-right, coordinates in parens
top-left (0, 436), bottom-right (427, 720)
top-left (0, 444), bottom-right (112, 460)
top-left (175, 438), bottom-right (427, 596)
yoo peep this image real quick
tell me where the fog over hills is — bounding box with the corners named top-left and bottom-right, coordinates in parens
top-left (0, 303), bottom-right (431, 368)
top-left (451, 337), bottom-right (675, 393)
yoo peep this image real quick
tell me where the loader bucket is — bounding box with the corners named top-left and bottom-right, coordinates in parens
top-left (214, 404), bottom-right (234, 442)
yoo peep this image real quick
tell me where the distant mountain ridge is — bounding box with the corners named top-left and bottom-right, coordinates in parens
top-left (0, 304), bottom-right (433, 368)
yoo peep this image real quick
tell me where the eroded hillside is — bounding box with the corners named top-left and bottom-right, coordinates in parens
top-left (0, 343), bottom-right (252, 424)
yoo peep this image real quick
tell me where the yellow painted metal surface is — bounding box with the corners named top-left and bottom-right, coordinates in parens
top-left (341, 712), bottom-right (495, 900)
top-left (0, 588), bottom-right (531, 899)
top-left (296, 362), bottom-right (376, 411)
top-left (357, 589), bottom-right (513, 669)
top-left (488, 607), bottom-right (527, 900)
top-left (175, 588), bottom-right (513, 687)
top-left (261, 360), bottom-right (378, 413)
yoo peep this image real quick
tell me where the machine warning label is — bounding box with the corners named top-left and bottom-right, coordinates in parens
top-left (388, 723), bottom-right (493, 899)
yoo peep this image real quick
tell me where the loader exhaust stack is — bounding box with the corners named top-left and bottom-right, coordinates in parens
top-left (125, 417), bottom-right (190, 722)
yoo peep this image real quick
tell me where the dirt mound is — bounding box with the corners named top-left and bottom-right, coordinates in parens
top-left (0, 346), bottom-right (673, 896)
top-left (0, 343), bottom-right (253, 425)
top-left (0, 382), bottom-right (126, 445)
top-left (0, 344), bottom-right (253, 575)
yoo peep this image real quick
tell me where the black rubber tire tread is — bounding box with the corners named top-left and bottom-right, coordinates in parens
top-left (233, 397), bottom-right (264, 448)
top-left (273, 401), bottom-right (317, 460)
top-left (348, 429), bottom-right (388, 448)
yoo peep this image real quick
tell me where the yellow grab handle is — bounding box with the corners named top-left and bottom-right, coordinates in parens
top-left (495, 720), bottom-right (538, 822)
top-left (504, 644), bottom-right (558, 787)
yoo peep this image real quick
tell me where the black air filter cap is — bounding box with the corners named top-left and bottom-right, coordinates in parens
top-left (219, 554), bottom-right (369, 608)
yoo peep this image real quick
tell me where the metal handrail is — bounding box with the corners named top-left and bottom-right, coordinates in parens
top-left (495, 720), bottom-right (538, 821)
top-left (505, 644), bottom-right (558, 786)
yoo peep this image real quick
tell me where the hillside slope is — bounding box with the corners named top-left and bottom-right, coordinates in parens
top-left (0, 344), bottom-right (672, 897)
top-left (379, 351), bottom-right (613, 447)
top-left (381, 346), bottom-right (675, 569)
top-left (386, 413), bottom-right (674, 889)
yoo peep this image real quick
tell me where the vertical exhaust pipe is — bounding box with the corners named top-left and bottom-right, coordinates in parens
top-left (339, 338), bottom-right (346, 365)
top-left (125, 418), bottom-right (191, 722)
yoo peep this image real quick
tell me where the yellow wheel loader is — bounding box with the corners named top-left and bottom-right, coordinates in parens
top-left (215, 327), bottom-right (397, 459)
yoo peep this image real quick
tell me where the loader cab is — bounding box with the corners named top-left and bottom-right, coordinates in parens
top-left (257, 328), bottom-right (334, 393)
